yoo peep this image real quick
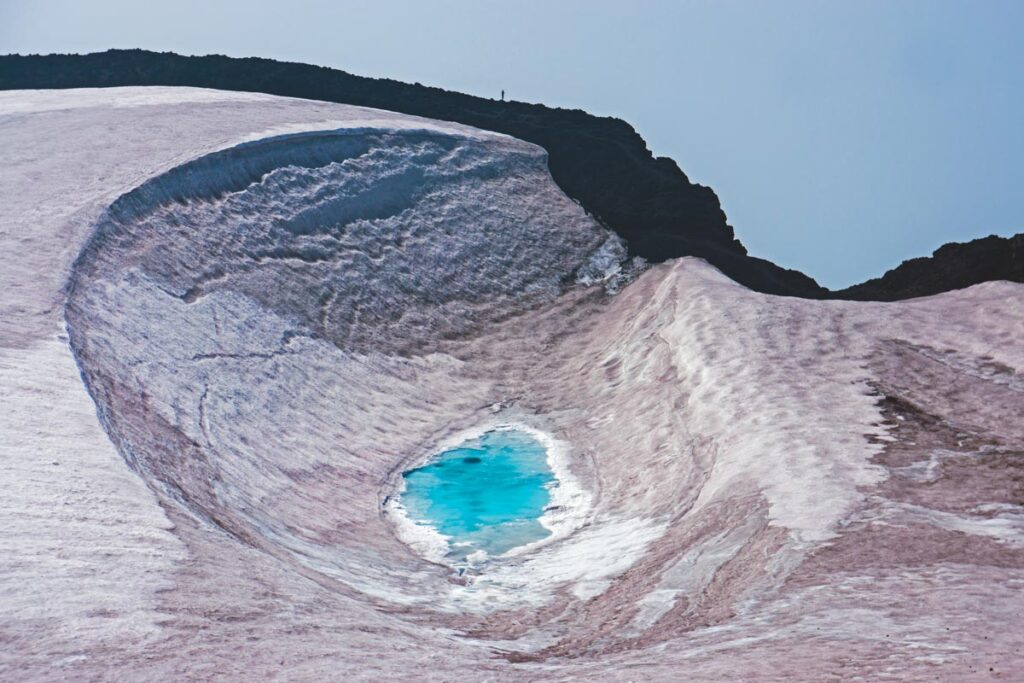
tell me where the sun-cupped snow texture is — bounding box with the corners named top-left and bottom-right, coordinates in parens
top-left (2, 87), bottom-right (1023, 681)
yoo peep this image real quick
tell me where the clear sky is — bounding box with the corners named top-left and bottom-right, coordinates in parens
top-left (3, 0), bottom-right (1022, 287)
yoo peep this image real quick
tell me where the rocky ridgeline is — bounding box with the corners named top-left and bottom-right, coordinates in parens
top-left (836, 233), bottom-right (1024, 300)
top-left (1, 49), bottom-right (1019, 299)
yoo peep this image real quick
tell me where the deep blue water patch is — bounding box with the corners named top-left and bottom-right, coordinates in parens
top-left (400, 428), bottom-right (555, 562)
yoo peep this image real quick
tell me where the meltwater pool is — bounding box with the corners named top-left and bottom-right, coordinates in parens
top-left (398, 427), bottom-right (556, 563)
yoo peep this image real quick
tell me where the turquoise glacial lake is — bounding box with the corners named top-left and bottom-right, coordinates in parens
top-left (400, 428), bottom-right (555, 562)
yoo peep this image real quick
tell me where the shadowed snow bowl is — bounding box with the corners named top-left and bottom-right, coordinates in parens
top-left (397, 428), bottom-right (558, 564)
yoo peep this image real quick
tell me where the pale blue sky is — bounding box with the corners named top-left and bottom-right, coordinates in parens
top-left (3, 0), bottom-right (1021, 287)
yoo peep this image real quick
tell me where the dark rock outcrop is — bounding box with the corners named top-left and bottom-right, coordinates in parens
top-left (834, 234), bottom-right (1024, 301)
top-left (1, 49), bottom-right (1019, 300)
top-left (0, 49), bottom-right (824, 297)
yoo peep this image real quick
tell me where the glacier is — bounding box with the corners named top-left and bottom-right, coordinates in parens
top-left (1, 87), bottom-right (1022, 681)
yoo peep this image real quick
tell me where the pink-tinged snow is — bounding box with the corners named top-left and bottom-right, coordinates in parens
top-left (1, 87), bottom-right (1021, 681)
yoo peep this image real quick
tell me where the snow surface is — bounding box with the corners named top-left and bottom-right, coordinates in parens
top-left (1, 87), bottom-right (1022, 680)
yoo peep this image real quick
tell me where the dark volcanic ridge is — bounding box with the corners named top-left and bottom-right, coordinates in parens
top-left (836, 233), bottom-right (1024, 301)
top-left (2, 48), bottom-right (1020, 300)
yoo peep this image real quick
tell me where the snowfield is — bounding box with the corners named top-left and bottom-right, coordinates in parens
top-left (1, 87), bottom-right (1022, 681)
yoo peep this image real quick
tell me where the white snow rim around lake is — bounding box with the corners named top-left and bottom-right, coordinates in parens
top-left (384, 422), bottom-right (594, 568)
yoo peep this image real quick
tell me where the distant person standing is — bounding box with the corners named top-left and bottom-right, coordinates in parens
top-left (501, 89), bottom-right (505, 101)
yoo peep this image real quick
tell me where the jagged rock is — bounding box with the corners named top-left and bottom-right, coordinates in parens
top-left (0, 49), bottom-right (825, 296)
top-left (835, 233), bottom-right (1024, 301)
top-left (6, 50), bottom-right (1017, 301)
